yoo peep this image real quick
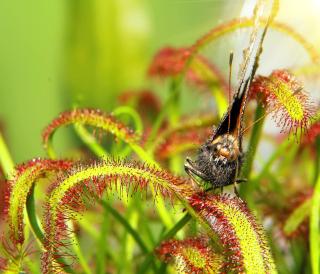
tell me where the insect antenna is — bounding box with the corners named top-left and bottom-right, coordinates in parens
top-left (227, 51), bottom-right (234, 136)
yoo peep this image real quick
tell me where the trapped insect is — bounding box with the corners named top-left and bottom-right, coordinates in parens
top-left (184, 5), bottom-right (273, 192)
top-left (184, 59), bottom-right (248, 191)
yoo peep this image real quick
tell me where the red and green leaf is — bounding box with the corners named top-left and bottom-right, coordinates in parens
top-left (250, 70), bottom-right (315, 136)
top-left (157, 237), bottom-right (223, 273)
top-left (41, 159), bottom-right (197, 273)
top-left (5, 159), bottom-right (73, 244)
top-left (189, 193), bottom-right (277, 273)
top-left (42, 108), bottom-right (139, 156)
top-left (149, 47), bottom-right (228, 93)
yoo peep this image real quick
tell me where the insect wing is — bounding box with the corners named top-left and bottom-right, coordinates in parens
top-left (212, 0), bottom-right (277, 143)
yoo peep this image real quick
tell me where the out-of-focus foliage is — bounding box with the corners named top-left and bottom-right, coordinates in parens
top-left (0, 0), bottom-right (242, 162)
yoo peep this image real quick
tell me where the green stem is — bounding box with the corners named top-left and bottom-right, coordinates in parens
top-left (26, 185), bottom-right (76, 273)
top-left (168, 79), bottom-right (182, 174)
top-left (146, 77), bottom-right (182, 150)
top-left (74, 124), bottom-right (108, 157)
top-left (112, 106), bottom-right (144, 158)
top-left (241, 103), bottom-right (266, 179)
top-left (137, 213), bottom-right (191, 274)
top-left (0, 131), bottom-right (15, 178)
top-left (96, 206), bottom-right (109, 274)
top-left (310, 173), bottom-right (320, 274)
top-left (112, 106), bottom-right (143, 134)
top-left (310, 136), bottom-right (320, 274)
top-left (99, 200), bottom-right (149, 254)
top-left (161, 213), bottom-right (191, 241)
top-left (124, 210), bottom-right (139, 271)
top-left (277, 144), bottom-right (298, 176)
top-left (240, 103), bottom-right (266, 200)
top-left (252, 138), bottom-right (294, 184)
top-left (99, 200), bottom-right (157, 273)
top-left (68, 220), bottom-right (93, 274)
top-left (24, 258), bottom-right (41, 274)
top-left (47, 137), bottom-right (57, 159)
top-left (313, 137), bottom-right (320, 185)
top-left (26, 185), bottom-right (45, 243)
top-left (77, 217), bottom-right (99, 240)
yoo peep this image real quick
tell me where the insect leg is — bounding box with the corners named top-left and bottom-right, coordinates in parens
top-left (233, 159), bottom-right (241, 196)
top-left (235, 178), bottom-right (247, 184)
top-left (184, 157), bottom-right (210, 182)
top-left (233, 182), bottom-right (239, 197)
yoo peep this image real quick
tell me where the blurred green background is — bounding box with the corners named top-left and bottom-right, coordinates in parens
top-left (0, 0), bottom-right (243, 162)
top-left (0, 0), bottom-right (318, 162)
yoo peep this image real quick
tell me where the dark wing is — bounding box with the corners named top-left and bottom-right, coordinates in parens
top-left (212, 77), bottom-right (251, 139)
top-left (212, 0), bottom-right (277, 147)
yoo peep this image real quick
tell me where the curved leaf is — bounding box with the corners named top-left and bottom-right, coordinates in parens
top-left (189, 193), bottom-right (277, 273)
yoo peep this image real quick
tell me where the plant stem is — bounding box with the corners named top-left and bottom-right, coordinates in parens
top-left (26, 185), bottom-right (45, 243)
top-left (96, 206), bottom-right (109, 274)
top-left (146, 77), bottom-right (182, 150)
top-left (26, 185), bottom-right (76, 273)
top-left (112, 105), bottom-right (144, 134)
top-left (0, 131), bottom-right (15, 178)
top-left (313, 137), bottom-right (320, 185)
top-left (99, 200), bottom-right (149, 254)
top-left (74, 124), bottom-right (108, 157)
top-left (310, 171), bottom-right (320, 274)
top-left (137, 213), bottom-right (191, 274)
top-left (240, 103), bottom-right (265, 200)
top-left (124, 210), bottom-right (139, 271)
top-left (77, 216), bottom-right (99, 240)
top-left (99, 200), bottom-right (157, 273)
top-left (68, 220), bottom-right (93, 274)
top-left (250, 136), bottom-right (294, 191)
top-left (168, 78), bottom-right (182, 174)
top-left (310, 136), bottom-right (320, 274)
top-left (46, 138), bottom-right (57, 159)
top-left (161, 213), bottom-right (191, 241)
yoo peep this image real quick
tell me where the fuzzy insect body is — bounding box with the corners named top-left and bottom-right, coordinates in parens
top-left (185, 86), bottom-right (247, 188)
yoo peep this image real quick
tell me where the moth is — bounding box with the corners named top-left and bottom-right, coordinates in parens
top-left (184, 58), bottom-right (249, 191)
top-left (184, 2), bottom-right (274, 191)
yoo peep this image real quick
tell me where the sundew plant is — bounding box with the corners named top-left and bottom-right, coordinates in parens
top-left (0, 0), bottom-right (320, 273)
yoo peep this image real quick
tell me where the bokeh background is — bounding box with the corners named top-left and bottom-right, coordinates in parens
top-left (0, 0), bottom-right (319, 163)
